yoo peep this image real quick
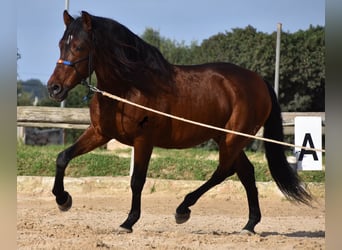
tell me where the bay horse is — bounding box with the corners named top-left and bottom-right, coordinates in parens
top-left (47, 10), bottom-right (311, 234)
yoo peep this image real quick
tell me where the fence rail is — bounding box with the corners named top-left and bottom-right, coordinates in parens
top-left (17, 106), bottom-right (325, 134)
top-left (17, 106), bottom-right (90, 129)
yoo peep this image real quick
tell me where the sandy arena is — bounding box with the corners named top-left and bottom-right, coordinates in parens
top-left (17, 176), bottom-right (325, 249)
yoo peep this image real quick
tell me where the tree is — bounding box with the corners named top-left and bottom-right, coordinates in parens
top-left (278, 26), bottom-right (325, 111)
top-left (141, 28), bottom-right (199, 65)
top-left (198, 26), bottom-right (275, 80)
top-left (140, 25), bottom-right (325, 112)
top-left (17, 81), bottom-right (33, 106)
top-left (17, 79), bottom-right (49, 106)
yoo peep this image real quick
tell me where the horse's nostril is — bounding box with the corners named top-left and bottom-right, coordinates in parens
top-left (47, 82), bottom-right (67, 101)
top-left (50, 83), bottom-right (62, 95)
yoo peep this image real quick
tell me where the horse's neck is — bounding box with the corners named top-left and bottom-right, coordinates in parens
top-left (94, 60), bottom-right (176, 99)
top-left (95, 71), bottom-right (130, 96)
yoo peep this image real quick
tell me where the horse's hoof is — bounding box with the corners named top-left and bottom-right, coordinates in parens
top-left (240, 229), bottom-right (255, 235)
top-left (117, 226), bottom-right (133, 234)
top-left (175, 212), bottom-right (191, 224)
top-left (57, 193), bottom-right (72, 212)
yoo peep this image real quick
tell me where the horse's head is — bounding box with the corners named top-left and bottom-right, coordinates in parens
top-left (47, 11), bottom-right (93, 102)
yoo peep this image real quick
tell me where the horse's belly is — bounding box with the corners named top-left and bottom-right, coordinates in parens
top-left (155, 117), bottom-right (225, 149)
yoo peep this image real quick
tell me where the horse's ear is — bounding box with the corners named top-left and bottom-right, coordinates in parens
top-left (81, 11), bottom-right (92, 32)
top-left (63, 10), bottom-right (74, 27)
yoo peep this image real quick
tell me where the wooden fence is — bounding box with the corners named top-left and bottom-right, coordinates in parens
top-left (17, 106), bottom-right (325, 135)
top-left (17, 106), bottom-right (90, 130)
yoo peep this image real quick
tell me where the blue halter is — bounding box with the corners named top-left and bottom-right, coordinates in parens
top-left (56, 56), bottom-right (89, 67)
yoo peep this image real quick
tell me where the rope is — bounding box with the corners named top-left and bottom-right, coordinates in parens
top-left (89, 85), bottom-right (325, 153)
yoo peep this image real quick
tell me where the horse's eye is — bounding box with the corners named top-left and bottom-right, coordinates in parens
top-left (76, 46), bottom-right (83, 51)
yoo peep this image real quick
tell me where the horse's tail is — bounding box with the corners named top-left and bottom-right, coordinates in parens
top-left (263, 81), bottom-right (312, 205)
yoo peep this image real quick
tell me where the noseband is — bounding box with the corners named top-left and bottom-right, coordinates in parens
top-left (57, 57), bottom-right (89, 67)
top-left (56, 55), bottom-right (91, 81)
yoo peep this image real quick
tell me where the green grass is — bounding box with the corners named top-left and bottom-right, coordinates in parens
top-left (17, 143), bottom-right (130, 177)
top-left (17, 143), bottom-right (324, 182)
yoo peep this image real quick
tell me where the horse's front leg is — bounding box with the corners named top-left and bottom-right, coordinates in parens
top-left (119, 139), bottom-right (153, 233)
top-left (52, 126), bottom-right (109, 211)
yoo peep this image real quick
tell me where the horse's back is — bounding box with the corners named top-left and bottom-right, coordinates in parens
top-left (155, 63), bottom-right (272, 147)
top-left (173, 62), bottom-right (271, 122)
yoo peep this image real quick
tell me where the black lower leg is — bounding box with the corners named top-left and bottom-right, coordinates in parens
top-left (120, 198), bottom-right (142, 231)
top-left (176, 168), bottom-right (231, 223)
top-left (236, 153), bottom-right (261, 233)
top-left (242, 200), bottom-right (261, 233)
top-left (120, 172), bottom-right (146, 231)
top-left (176, 183), bottom-right (212, 215)
top-left (52, 149), bottom-right (73, 210)
top-left (51, 127), bottom-right (109, 212)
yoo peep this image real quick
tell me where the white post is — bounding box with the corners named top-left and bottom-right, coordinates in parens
top-left (274, 23), bottom-right (282, 98)
top-left (61, 0), bottom-right (69, 109)
top-left (65, 0), bottom-right (69, 11)
top-left (59, 0), bottom-right (69, 144)
top-left (129, 147), bottom-right (134, 176)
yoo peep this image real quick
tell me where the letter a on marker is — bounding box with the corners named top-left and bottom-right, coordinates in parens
top-left (298, 133), bottom-right (318, 161)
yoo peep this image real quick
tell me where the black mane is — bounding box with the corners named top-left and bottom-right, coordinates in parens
top-left (66, 13), bottom-right (174, 94)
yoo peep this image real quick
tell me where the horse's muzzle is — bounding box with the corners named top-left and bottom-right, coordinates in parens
top-left (48, 83), bottom-right (69, 102)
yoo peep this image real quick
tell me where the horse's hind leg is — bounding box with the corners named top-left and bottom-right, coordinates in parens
top-left (52, 126), bottom-right (109, 211)
top-left (175, 161), bottom-right (236, 224)
top-left (175, 128), bottom-right (249, 227)
top-left (175, 134), bottom-right (247, 224)
top-left (235, 151), bottom-right (261, 234)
